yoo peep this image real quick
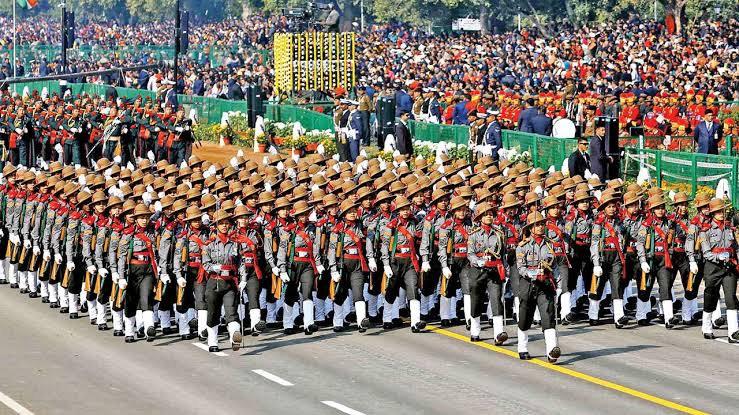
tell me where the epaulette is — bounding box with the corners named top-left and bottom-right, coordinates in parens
top-left (123, 226), bottom-right (135, 235)
top-left (518, 237), bottom-right (530, 247)
top-left (69, 211), bottom-right (82, 220)
top-left (594, 214), bottom-right (605, 225)
top-left (265, 220), bottom-right (276, 231)
top-left (425, 211), bottom-right (436, 222)
top-left (111, 222), bottom-right (124, 233)
top-left (57, 206), bottom-right (69, 216)
top-left (27, 192), bottom-right (37, 202)
top-left (441, 219), bottom-right (453, 229)
top-left (332, 222), bottom-right (345, 233)
top-left (316, 217), bottom-right (328, 227)
top-left (566, 209), bottom-right (576, 221)
top-left (97, 217), bottom-right (110, 227)
top-left (177, 229), bottom-right (189, 238)
top-left (82, 214), bottom-right (95, 226)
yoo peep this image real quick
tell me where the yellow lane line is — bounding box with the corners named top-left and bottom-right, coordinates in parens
top-left (427, 325), bottom-right (709, 415)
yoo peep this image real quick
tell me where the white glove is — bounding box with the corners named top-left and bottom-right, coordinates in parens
top-left (66, 261), bottom-right (76, 272)
top-left (177, 277), bottom-right (187, 288)
top-left (718, 252), bottom-right (731, 262)
top-left (54, 254), bottom-right (63, 265)
top-left (112, 272), bottom-right (120, 282)
top-left (421, 261), bottom-right (431, 272)
top-left (640, 262), bottom-right (651, 274)
top-left (118, 279), bottom-right (127, 290)
top-left (33, 245), bottom-right (41, 256)
top-left (175, 127), bottom-right (183, 132)
top-left (98, 268), bottom-right (109, 278)
top-left (368, 258), bottom-right (377, 273)
top-left (15, 128), bottom-right (23, 134)
top-left (23, 239), bottom-right (31, 250)
top-left (43, 250), bottom-right (51, 261)
top-left (280, 272), bottom-right (290, 283)
top-left (0, 228), bottom-right (4, 238)
top-left (212, 264), bottom-right (222, 272)
top-left (384, 266), bottom-right (394, 278)
top-left (160, 273), bottom-right (171, 284)
top-left (316, 264), bottom-right (325, 274)
top-left (87, 265), bottom-right (97, 275)
top-left (238, 281), bottom-right (247, 291)
top-left (689, 261), bottom-right (699, 275)
top-left (154, 200), bottom-right (162, 213)
top-left (593, 265), bottom-right (603, 277)
top-left (442, 267), bottom-right (453, 279)
top-left (331, 271), bottom-right (341, 282)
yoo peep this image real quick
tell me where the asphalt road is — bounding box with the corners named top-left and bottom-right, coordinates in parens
top-left (0, 285), bottom-right (737, 415)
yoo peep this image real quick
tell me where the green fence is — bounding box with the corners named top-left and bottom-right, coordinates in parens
top-left (0, 44), bottom-right (270, 70)
top-left (408, 120), bottom-right (469, 146)
top-left (264, 104), bottom-right (334, 132)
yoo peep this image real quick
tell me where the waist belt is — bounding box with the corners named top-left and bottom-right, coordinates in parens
top-left (131, 252), bottom-right (151, 263)
top-left (453, 243), bottom-right (467, 258)
top-left (673, 248), bottom-right (685, 253)
top-left (187, 261), bottom-right (202, 267)
top-left (130, 259), bottom-right (151, 265)
top-left (396, 245), bottom-right (411, 255)
top-left (108, 136), bottom-right (121, 142)
top-left (345, 247), bottom-right (359, 255)
top-left (243, 256), bottom-right (255, 265)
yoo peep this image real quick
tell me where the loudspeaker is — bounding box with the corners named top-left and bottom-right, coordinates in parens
top-left (599, 116), bottom-right (619, 155)
top-left (376, 95), bottom-right (396, 148)
top-left (246, 85), bottom-right (266, 128)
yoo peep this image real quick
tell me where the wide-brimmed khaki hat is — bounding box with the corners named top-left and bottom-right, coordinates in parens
top-left (573, 190), bottom-right (593, 203)
top-left (374, 190), bottom-right (393, 205)
top-left (274, 197), bottom-right (291, 211)
top-left (622, 191), bottom-right (641, 207)
top-left (172, 199), bottom-right (187, 214)
top-left (160, 195), bottom-right (175, 210)
top-left (671, 192), bottom-right (692, 206)
top-left (232, 205), bottom-right (249, 219)
top-left (185, 205), bottom-right (203, 222)
top-left (213, 209), bottom-right (231, 223)
top-left (122, 200), bottom-right (136, 216)
top-left (474, 202), bottom-right (495, 221)
top-left (647, 194), bottom-right (667, 210)
top-left (132, 203), bottom-right (151, 218)
top-left (257, 191), bottom-right (276, 206)
top-left (338, 199), bottom-right (358, 217)
top-left (106, 196), bottom-right (123, 210)
top-left (393, 196), bottom-right (411, 211)
top-left (500, 193), bottom-right (521, 209)
top-left (523, 211), bottom-right (546, 232)
top-left (76, 191), bottom-right (92, 207)
top-left (597, 189), bottom-right (622, 211)
top-left (201, 194), bottom-right (217, 211)
top-left (541, 195), bottom-right (561, 210)
top-left (95, 157), bottom-right (113, 172)
top-left (323, 194), bottom-right (340, 209)
top-left (709, 198), bottom-right (731, 214)
top-left (449, 196), bottom-right (468, 211)
top-left (292, 200), bottom-right (312, 216)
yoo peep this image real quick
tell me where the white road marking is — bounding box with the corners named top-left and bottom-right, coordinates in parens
top-left (714, 338), bottom-right (739, 347)
top-left (251, 369), bottom-right (294, 386)
top-left (320, 401), bottom-right (366, 415)
top-left (0, 391), bottom-right (35, 415)
top-left (191, 342), bottom-right (228, 357)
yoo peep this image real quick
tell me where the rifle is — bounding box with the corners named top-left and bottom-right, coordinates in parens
top-left (61, 266), bottom-right (70, 289)
top-left (154, 280), bottom-right (167, 302)
top-left (93, 271), bottom-right (103, 295)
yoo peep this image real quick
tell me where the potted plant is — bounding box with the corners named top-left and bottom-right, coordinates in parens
top-left (256, 133), bottom-right (269, 153)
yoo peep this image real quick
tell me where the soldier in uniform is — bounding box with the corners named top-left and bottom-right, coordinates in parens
top-left (364, 191), bottom-right (393, 325)
top-left (314, 194), bottom-right (340, 327)
top-left (63, 186), bottom-right (90, 320)
top-left (0, 165), bottom-right (18, 285)
top-left (438, 196), bottom-right (472, 327)
top-left (173, 205), bottom-right (210, 340)
top-left (381, 196), bottom-right (425, 332)
top-left (62, 107), bottom-right (83, 166)
top-left (541, 195), bottom-right (573, 326)
top-left (564, 189), bottom-right (595, 322)
top-left (101, 107), bottom-right (126, 163)
top-left (698, 198), bottom-right (739, 341)
top-left (496, 193), bottom-right (524, 322)
top-left (590, 189), bottom-right (629, 328)
top-left (117, 203), bottom-right (158, 343)
top-left (328, 199), bottom-right (373, 333)
top-left (466, 202), bottom-right (508, 343)
top-left (169, 108), bottom-right (192, 166)
top-left (155, 195), bottom-right (180, 335)
top-left (277, 200), bottom-right (319, 335)
top-left (636, 194), bottom-right (679, 329)
top-left (420, 189), bottom-right (450, 322)
top-left (93, 195), bottom-right (123, 332)
top-left (669, 192), bottom-right (694, 325)
top-left (263, 196), bottom-right (291, 328)
top-left (202, 209), bottom-right (243, 352)
top-left (516, 211), bottom-right (560, 363)
top-left (50, 180), bottom-right (78, 314)
top-left (621, 191), bottom-right (645, 320)
top-left (17, 171), bottom-right (39, 297)
top-left (685, 194), bottom-right (714, 325)
top-left (30, 174), bottom-right (53, 302)
top-left (232, 205), bottom-right (267, 336)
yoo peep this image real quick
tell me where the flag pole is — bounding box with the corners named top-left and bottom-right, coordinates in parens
top-left (13, 0), bottom-right (17, 94)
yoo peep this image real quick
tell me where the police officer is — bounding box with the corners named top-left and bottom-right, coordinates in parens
top-left (202, 209), bottom-right (243, 352)
top-left (346, 101), bottom-right (363, 162)
top-left (516, 211), bottom-right (560, 363)
top-left (467, 202), bottom-right (507, 343)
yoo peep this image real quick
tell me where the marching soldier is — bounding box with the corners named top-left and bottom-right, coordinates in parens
top-left (314, 194), bottom-right (340, 327)
top-left (94, 195), bottom-right (124, 333)
top-left (263, 196), bottom-right (291, 328)
top-left (65, 189), bottom-right (94, 321)
top-left (30, 174), bottom-right (54, 302)
top-left (117, 203), bottom-right (158, 343)
top-left (466, 202), bottom-right (508, 343)
top-left (51, 181), bottom-right (79, 314)
top-left (364, 191), bottom-right (393, 325)
top-left (420, 189), bottom-right (451, 322)
top-left (591, 189), bottom-right (629, 328)
top-left (155, 195), bottom-right (180, 335)
top-left (685, 193), bottom-right (717, 326)
top-left (621, 191), bottom-right (645, 321)
top-left (669, 192), bottom-right (694, 325)
top-left (173, 205), bottom-right (210, 340)
top-left (232, 205), bottom-right (267, 336)
top-left (516, 211), bottom-right (560, 363)
top-left (438, 196), bottom-right (472, 328)
top-left (636, 193), bottom-right (679, 329)
top-left (0, 165), bottom-right (18, 285)
top-left (328, 199), bottom-right (373, 333)
top-left (496, 193), bottom-right (524, 322)
top-left (18, 171), bottom-right (39, 297)
top-left (202, 209), bottom-right (243, 352)
top-left (169, 108), bottom-right (192, 165)
top-left (698, 198), bottom-right (738, 341)
top-left (277, 200), bottom-right (319, 335)
top-left (563, 189), bottom-right (596, 322)
top-left (381, 196), bottom-right (425, 332)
